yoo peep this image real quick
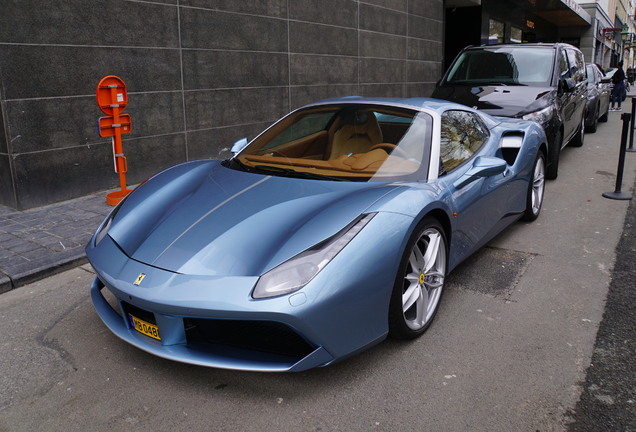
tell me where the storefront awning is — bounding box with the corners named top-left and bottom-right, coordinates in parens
top-left (532, 0), bottom-right (592, 26)
top-left (446, 0), bottom-right (591, 27)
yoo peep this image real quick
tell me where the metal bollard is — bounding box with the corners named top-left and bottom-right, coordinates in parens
top-left (603, 113), bottom-right (633, 200)
top-left (630, 96), bottom-right (636, 152)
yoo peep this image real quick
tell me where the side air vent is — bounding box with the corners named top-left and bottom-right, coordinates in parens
top-left (499, 133), bottom-right (524, 165)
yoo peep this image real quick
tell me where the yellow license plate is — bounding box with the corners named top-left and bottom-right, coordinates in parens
top-left (129, 314), bottom-right (161, 340)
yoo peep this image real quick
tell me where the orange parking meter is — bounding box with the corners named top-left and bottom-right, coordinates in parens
top-left (96, 75), bottom-right (132, 205)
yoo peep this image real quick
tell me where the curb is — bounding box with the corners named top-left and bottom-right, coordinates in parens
top-left (0, 253), bottom-right (88, 294)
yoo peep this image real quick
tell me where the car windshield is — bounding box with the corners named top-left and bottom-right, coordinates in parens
top-left (230, 104), bottom-right (432, 182)
top-left (446, 47), bottom-right (555, 86)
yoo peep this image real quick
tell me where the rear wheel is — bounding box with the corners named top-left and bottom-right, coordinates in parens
top-left (389, 217), bottom-right (447, 339)
top-left (522, 152), bottom-right (546, 221)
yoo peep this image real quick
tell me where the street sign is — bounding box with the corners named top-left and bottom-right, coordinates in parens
top-left (96, 75), bottom-right (128, 116)
top-left (98, 114), bottom-right (132, 138)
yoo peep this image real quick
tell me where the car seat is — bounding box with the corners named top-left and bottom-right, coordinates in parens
top-left (329, 110), bottom-right (383, 159)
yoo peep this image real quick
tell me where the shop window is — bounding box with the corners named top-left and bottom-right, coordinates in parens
top-left (511, 27), bottom-right (522, 43)
top-left (489, 19), bottom-right (504, 44)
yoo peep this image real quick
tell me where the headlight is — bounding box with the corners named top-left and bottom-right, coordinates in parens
top-left (522, 105), bottom-right (554, 125)
top-left (93, 214), bottom-right (114, 246)
top-left (252, 213), bottom-right (376, 299)
top-left (92, 195), bottom-right (129, 246)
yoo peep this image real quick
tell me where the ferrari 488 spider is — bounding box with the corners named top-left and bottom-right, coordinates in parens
top-left (87, 97), bottom-right (547, 372)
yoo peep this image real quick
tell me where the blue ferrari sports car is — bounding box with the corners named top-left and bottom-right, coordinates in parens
top-left (86, 97), bottom-right (547, 372)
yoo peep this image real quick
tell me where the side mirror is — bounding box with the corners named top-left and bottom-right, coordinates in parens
top-left (453, 156), bottom-right (507, 189)
top-left (600, 77), bottom-right (611, 84)
top-left (231, 138), bottom-right (249, 155)
top-left (560, 77), bottom-right (576, 93)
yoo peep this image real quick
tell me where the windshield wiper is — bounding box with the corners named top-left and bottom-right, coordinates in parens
top-left (222, 157), bottom-right (252, 172)
top-left (449, 80), bottom-right (524, 86)
top-left (254, 165), bottom-right (345, 181)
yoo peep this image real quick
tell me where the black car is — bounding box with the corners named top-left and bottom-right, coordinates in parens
top-left (432, 43), bottom-right (587, 179)
top-left (585, 64), bottom-right (610, 132)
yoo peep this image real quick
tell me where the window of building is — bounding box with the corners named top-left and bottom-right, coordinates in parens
top-left (489, 19), bottom-right (505, 44)
top-left (511, 27), bottom-right (522, 43)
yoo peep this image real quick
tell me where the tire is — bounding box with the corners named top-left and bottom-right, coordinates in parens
top-left (570, 115), bottom-right (585, 147)
top-left (599, 104), bottom-right (609, 122)
top-left (546, 130), bottom-right (561, 180)
top-left (586, 103), bottom-right (598, 133)
top-left (522, 152), bottom-right (546, 222)
top-left (389, 217), bottom-right (447, 340)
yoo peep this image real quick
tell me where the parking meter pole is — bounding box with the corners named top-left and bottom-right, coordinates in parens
top-left (629, 96), bottom-right (636, 152)
top-left (96, 76), bottom-right (133, 206)
top-left (603, 113), bottom-right (633, 200)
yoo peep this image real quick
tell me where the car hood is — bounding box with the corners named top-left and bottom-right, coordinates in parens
top-left (106, 160), bottom-right (400, 276)
top-left (432, 85), bottom-right (555, 117)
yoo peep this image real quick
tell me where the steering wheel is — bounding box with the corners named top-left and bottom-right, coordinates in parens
top-left (369, 143), bottom-right (410, 159)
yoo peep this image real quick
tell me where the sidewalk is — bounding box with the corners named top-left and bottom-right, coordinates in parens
top-left (0, 192), bottom-right (112, 293)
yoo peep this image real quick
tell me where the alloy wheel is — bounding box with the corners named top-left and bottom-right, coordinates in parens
top-left (401, 227), bottom-right (446, 331)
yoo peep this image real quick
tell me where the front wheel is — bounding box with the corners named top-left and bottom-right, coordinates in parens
top-left (522, 152), bottom-right (546, 221)
top-left (389, 217), bottom-right (447, 339)
top-left (546, 130), bottom-right (562, 180)
top-left (570, 115), bottom-right (585, 147)
top-left (599, 103), bottom-right (609, 122)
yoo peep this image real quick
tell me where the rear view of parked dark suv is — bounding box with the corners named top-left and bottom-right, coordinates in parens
top-left (432, 43), bottom-right (587, 179)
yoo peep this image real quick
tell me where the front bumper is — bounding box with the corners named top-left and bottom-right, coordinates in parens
top-left (91, 276), bottom-right (335, 372)
top-left (86, 210), bottom-right (412, 371)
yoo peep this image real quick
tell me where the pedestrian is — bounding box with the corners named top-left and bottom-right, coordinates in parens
top-left (610, 61), bottom-right (626, 111)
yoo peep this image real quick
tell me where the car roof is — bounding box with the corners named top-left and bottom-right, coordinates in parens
top-left (462, 42), bottom-right (579, 51)
top-left (302, 96), bottom-right (472, 115)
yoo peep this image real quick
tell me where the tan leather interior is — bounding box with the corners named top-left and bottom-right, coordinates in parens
top-left (243, 150), bottom-right (419, 177)
top-left (329, 111), bottom-right (383, 159)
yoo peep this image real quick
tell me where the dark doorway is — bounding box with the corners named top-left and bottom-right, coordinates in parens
top-left (444, 6), bottom-right (482, 71)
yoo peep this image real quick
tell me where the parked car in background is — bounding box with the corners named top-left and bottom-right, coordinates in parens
top-left (86, 97), bottom-right (547, 372)
top-left (432, 43), bottom-right (587, 179)
top-left (585, 64), bottom-right (610, 132)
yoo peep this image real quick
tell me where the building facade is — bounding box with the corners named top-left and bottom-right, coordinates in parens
top-left (0, 0), bottom-right (444, 210)
top-left (443, 0), bottom-right (593, 70)
top-left (577, 0), bottom-right (636, 70)
top-left (441, 0), bottom-right (636, 72)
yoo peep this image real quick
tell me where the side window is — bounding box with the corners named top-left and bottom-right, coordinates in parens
top-left (559, 50), bottom-right (570, 79)
top-left (439, 110), bottom-right (489, 173)
top-left (566, 49), bottom-right (583, 83)
top-left (576, 51), bottom-right (586, 82)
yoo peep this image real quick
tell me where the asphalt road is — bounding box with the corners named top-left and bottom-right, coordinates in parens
top-left (0, 111), bottom-right (634, 431)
